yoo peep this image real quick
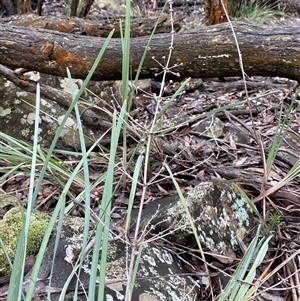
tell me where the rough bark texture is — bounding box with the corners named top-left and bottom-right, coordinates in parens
top-left (17, 0), bottom-right (33, 14)
top-left (205, 0), bottom-right (229, 25)
top-left (0, 0), bottom-right (17, 15)
top-left (78, 0), bottom-right (95, 17)
top-left (0, 22), bottom-right (300, 82)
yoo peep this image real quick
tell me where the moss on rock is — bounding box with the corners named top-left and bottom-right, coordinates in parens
top-left (0, 203), bottom-right (50, 276)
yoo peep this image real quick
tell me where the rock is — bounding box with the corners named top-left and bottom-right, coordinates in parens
top-left (0, 74), bottom-right (77, 149)
top-left (135, 180), bottom-right (253, 257)
top-left (0, 73), bottom-right (151, 149)
top-left (193, 116), bottom-right (224, 138)
top-left (31, 216), bottom-right (199, 300)
top-left (0, 180), bottom-right (253, 299)
top-left (0, 73), bottom-right (99, 149)
top-left (0, 193), bottom-right (50, 276)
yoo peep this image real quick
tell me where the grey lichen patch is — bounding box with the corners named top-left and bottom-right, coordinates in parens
top-left (21, 127), bottom-right (30, 137)
top-left (138, 293), bottom-right (159, 301)
top-left (57, 115), bottom-right (76, 137)
top-left (59, 78), bottom-right (80, 95)
top-left (0, 106), bottom-right (11, 116)
top-left (99, 0), bottom-right (126, 13)
top-left (0, 204), bottom-right (50, 276)
top-left (20, 117), bottom-right (27, 125)
top-left (193, 117), bottom-right (224, 138)
top-left (60, 215), bottom-right (89, 264)
top-left (16, 91), bottom-right (28, 98)
top-left (164, 180), bottom-right (253, 254)
top-left (26, 112), bottom-right (39, 125)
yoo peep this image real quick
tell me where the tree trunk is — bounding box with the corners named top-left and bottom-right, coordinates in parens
top-left (205, 0), bottom-right (229, 25)
top-left (69, 0), bottom-right (80, 17)
top-left (0, 0), bottom-right (17, 15)
top-left (17, 0), bottom-right (32, 14)
top-left (0, 22), bottom-right (300, 82)
top-left (78, 0), bottom-right (95, 17)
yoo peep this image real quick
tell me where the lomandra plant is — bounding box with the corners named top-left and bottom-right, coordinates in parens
top-left (230, 0), bottom-right (284, 23)
top-left (4, 29), bottom-right (115, 301)
top-left (218, 226), bottom-right (273, 301)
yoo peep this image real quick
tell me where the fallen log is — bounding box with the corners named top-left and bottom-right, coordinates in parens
top-left (0, 22), bottom-right (300, 82)
top-left (0, 14), bottom-right (180, 37)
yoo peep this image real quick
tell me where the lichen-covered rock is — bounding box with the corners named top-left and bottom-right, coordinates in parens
top-left (33, 216), bottom-right (199, 300)
top-left (1, 180), bottom-right (252, 298)
top-left (0, 74), bottom-right (73, 149)
top-left (137, 180), bottom-right (253, 255)
top-left (0, 194), bottom-right (50, 276)
top-left (104, 240), bottom-right (199, 301)
top-left (0, 73), bottom-right (151, 150)
top-left (0, 73), bottom-right (102, 150)
top-left (193, 116), bottom-right (224, 138)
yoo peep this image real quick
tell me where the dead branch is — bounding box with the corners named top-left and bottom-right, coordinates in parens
top-left (0, 22), bottom-right (299, 82)
top-left (0, 13), bottom-right (179, 37)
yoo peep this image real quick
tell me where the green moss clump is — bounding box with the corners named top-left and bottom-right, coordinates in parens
top-left (0, 206), bottom-right (50, 276)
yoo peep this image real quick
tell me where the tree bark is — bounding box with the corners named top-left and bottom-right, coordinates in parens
top-left (1, 0), bottom-right (17, 16)
top-left (17, 0), bottom-right (32, 14)
top-left (205, 0), bottom-right (229, 25)
top-left (0, 22), bottom-right (300, 82)
top-left (69, 0), bottom-right (80, 17)
top-left (78, 0), bottom-right (95, 17)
